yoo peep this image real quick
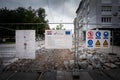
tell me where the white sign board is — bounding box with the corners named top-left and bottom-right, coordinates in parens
top-left (45, 30), bottom-right (72, 49)
top-left (16, 30), bottom-right (35, 59)
top-left (86, 30), bottom-right (110, 48)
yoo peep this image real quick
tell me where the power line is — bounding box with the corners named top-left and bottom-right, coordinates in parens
top-left (0, 26), bottom-right (15, 31)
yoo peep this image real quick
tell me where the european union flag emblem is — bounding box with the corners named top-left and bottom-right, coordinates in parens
top-left (65, 31), bottom-right (70, 35)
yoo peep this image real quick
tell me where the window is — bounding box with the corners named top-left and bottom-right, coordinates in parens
top-left (101, 6), bottom-right (112, 12)
top-left (102, 26), bottom-right (112, 28)
top-left (119, 0), bottom-right (120, 3)
top-left (101, 0), bottom-right (111, 3)
top-left (119, 6), bottom-right (120, 12)
top-left (101, 16), bottom-right (112, 23)
top-left (86, 3), bottom-right (90, 13)
top-left (119, 17), bottom-right (120, 23)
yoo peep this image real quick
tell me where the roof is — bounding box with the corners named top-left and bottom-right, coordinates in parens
top-left (76, 0), bottom-right (83, 13)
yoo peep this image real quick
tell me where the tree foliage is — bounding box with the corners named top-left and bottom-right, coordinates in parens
top-left (0, 7), bottom-right (50, 39)
top-left (54, 24), bottom-right (65, 30)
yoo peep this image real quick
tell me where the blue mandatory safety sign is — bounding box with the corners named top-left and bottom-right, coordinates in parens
top-left (65, 31), bottom-right (70, 35)
top-left (96, 31), bottom-right (101, 39)
top-left (103, 31), bottom-right (109, 39)
top-left (88, 40), bottom-right (93, 47)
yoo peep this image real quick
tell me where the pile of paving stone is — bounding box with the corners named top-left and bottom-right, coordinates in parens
top-left (77, 48), bottom-right (120, 70)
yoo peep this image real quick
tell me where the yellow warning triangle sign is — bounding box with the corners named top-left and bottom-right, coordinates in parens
top-left (95, 40), bottom-right (100, 47)
top-left (103, 40), bottom-right (108, 47)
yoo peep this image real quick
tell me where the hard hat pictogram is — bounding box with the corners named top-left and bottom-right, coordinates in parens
top-left (103, 31), bottom-right (109, 39)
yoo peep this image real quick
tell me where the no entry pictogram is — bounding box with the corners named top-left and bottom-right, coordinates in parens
top-left (87, 31), bottom-right (94, 39)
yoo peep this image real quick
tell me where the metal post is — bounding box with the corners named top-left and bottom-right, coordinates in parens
top-left (112, 30), bottom-right (114, 53)
top-left (72, 18), bottom-right (80, 80)
top-left (73, 18), bottom-right (79, 71)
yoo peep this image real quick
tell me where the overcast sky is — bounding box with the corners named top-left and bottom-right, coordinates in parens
top-left (0, 0), bottom-right (80, 30)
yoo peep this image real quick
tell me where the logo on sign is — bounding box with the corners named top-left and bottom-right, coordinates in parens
top-left (54, 31), bottom-right (64, 35)
top-left (87, 31), bottom-right (94, 39)
top-left (47, 31), bottom-right (52, 35)
top-left (88, 40), bottom-right (93, 47)
top-left (24, 36), bottom-right (26, 38)
top-left (103, 31), bottom-right (109, 39)
top-left (96, 31), bottom-right (101, 39)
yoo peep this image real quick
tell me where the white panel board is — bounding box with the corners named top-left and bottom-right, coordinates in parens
top-left (86, 30), bottom-right (110, 48)
top-left (16, 30), bottom-right (35, 59)
top-left (45, 30), bottom-right (72, 49)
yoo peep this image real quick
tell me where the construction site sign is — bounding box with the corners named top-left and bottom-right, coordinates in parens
top-left (86, 30), bottom-right (110, 48)
top-left (45, 30), bottom-right (72, 49)
top-left (16, 30), bottom-right (35, 59)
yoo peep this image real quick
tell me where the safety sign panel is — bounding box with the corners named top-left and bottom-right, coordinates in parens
top-left (86, 30), bottom-right (110, 48)
top-left (45, 30), bottom-right (72, 49)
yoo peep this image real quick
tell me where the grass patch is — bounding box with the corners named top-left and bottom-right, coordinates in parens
top-left (0, 41), bottom-right (15, 44)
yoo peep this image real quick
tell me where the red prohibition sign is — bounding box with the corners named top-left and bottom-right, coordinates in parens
top-left (87, 31), bottom-right (93, 37)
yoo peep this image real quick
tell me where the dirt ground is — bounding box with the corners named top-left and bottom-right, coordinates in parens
top-left (3, 49), bottom-right (74, 71)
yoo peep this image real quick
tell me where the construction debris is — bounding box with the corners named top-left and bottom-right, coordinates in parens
top-left (2, 48), bottom-right (120, 71)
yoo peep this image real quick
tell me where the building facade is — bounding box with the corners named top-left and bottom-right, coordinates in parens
top-left (76, 0), bottom-right (120, 45)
